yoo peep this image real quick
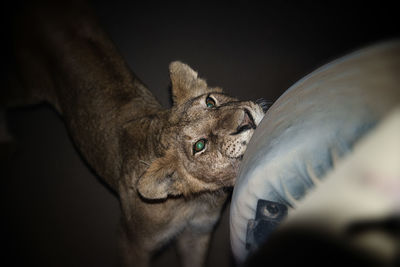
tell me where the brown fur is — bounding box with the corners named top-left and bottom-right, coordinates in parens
top-left (4, 1), bottom-right (265, 266)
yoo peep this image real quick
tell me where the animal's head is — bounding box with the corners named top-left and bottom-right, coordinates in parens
top-left (137, 61), bottom-right (267, 200)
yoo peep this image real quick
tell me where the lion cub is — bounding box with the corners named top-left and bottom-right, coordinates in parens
top-left (5, 2), bottom-right (266, 266)
top-left (119, 61), bottom-right (265, 267)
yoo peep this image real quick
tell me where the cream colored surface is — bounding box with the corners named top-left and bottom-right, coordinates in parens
top-left (281, 107), bottom-right (400, 263)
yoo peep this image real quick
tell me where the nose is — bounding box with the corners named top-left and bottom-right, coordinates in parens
top-left (231, 109), bottom-right (256, 135)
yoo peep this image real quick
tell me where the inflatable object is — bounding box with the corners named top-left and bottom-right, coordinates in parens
top-left (230, 41), bottom-right (400, 262)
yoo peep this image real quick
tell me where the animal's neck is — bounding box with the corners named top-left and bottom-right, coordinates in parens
top-left (10, 1), bottom-right (165, 190)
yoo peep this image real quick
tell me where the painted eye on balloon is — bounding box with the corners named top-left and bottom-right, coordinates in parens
top-left (193, 139), bottom-right (207, 154)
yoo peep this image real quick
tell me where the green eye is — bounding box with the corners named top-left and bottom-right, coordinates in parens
top-left (206, 96), bottom-right (216, 108)
top-left (193, 139), bottom-right (207, 153)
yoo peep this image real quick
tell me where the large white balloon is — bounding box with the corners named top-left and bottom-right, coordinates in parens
top-left (230, 41), bottom-right (400, 262)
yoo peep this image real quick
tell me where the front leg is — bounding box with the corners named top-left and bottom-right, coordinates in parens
top-left (117, 184), bottom-right (153, 267)
top-left (176, 202), bottom-right (225, 267)
top-left (118, 219), bottom-right (151, 267)
top-left (176, 227), bottom-right (213, 267)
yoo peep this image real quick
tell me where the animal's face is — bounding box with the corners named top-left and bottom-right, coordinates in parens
top-left (172, 92), bottom-right (264, 190)
top-left (137, 62), bottom-right (266, 199)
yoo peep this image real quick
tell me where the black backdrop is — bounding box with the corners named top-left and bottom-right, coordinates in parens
top-left (1, 1), bottom-right (399, 266)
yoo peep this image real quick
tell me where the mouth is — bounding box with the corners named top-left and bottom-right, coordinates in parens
top-left (231, 109), bottom-right (256, 135)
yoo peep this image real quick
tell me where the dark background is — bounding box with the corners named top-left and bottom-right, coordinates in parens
top-left (1, 1), bottom-right (399, 266)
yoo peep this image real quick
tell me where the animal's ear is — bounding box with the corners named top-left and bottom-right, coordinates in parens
top-left (136, 152), bottom-right (183, 200)
top-left (169, 61), bottom-right (210, 105)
